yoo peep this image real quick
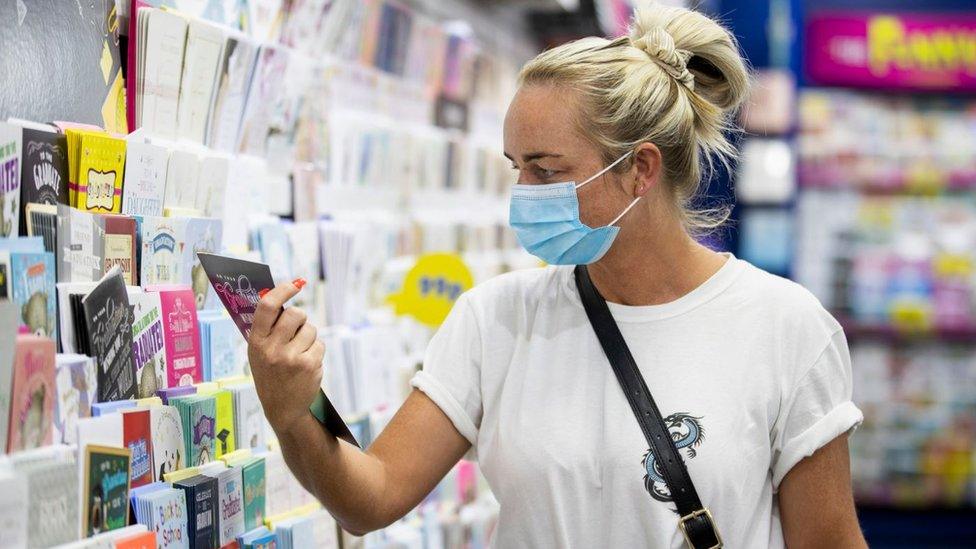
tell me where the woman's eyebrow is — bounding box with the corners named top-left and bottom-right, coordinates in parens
top-left (503, 151), bottom-right (564, 162)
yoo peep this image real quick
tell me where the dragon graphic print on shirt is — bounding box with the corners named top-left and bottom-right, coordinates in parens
top-left (641, 412), bottom-right (705, 503)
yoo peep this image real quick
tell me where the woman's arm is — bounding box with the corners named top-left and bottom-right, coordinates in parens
top-left (778, 434), bottom-right (867, 548)
top-left (248, 281), bottom-right (470, 535)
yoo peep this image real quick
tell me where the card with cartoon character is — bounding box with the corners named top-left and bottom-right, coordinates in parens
top-left (6, 334), bottom-right (55, 453)
top-left (150, 405), bottom-right (186, 483)
top-left (129, 292), bottom-right (168, 399)
top-left (10, 251), bottom-right (57, 342)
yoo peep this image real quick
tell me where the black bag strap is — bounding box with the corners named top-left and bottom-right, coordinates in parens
top-left (574, 265), bottom-right (722, 549)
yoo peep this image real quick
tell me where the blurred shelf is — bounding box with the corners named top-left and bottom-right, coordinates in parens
top-left (799, 180), bottom-right (976, 196)
top-left (838, 317), bottom-right (976, 344)
top-left (798, 168), bottom-right (976, 195)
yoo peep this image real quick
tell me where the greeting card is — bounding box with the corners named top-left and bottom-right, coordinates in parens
top-left (154, 287), bottom-right (203, 386)
top-left (183, 217), bottom-right (223, 309)
top-left (213, 467), bottom-right (245, 545)
top-left (129, 292), bottom-right (168, 398)
top-left (150, 405), bottom-right (186, 482)
top-left (0, 122), bottom-right (22, 238)
top-left (56, 204), bottom-right (103, 283)
top-left (54, 354), bottom-right (98, 445)
top-left (82, 445), bottom-right (132, 537)
top-left (140, 216), bottom-right (188, 287)
top-left (173, 475), bottom-right (218, 548)
top-left (82, 268), bottom-right (138, 402)
top-left (10, 250), bottom-right (57, 341)
top-left (121, 139), bottom-right (168, 217)
top-left (101, 214), bottom-right (138, 284)
top-left (23, 459), bottom-right (79, 547)
top-left (123, 409), bottom-right (155, 488)
top-left (6, 334), bottom-right (55, 452)
top-left (197, 252), bottom-right (357, 446)
top-left (75, 132), bottom-right (127, 214)
top-left (213, 389), bottom-right (236, 459)
top-left (19, 127), bottom-right (69, 235)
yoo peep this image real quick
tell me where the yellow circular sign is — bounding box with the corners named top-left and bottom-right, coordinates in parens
top-left (387, 253), bottom-right (474, 327)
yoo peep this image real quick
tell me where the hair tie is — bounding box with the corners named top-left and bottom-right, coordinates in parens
top-left (631, 27), bottom-right (695, 90)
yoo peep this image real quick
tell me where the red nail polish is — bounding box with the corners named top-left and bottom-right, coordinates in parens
top-left (258, 288), bottom-right (270, 299)
top-left (293, 278), bottom-right (307, 290)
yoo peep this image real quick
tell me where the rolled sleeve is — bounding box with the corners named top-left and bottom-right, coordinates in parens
top-left (771, 329), bottom-right (864, 489)
top-left (409, 293), bottom-right (484, 449)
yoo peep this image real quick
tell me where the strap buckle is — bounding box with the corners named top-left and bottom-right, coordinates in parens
top-left (678, 508), bottom-right (723, 549)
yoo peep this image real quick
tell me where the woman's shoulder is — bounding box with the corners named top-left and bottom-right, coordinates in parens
top-left (729, 259), bottom-right (844, 355)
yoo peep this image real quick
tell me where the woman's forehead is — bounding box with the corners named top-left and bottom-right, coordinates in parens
top-left (504, 84), bottom-right (586, 157)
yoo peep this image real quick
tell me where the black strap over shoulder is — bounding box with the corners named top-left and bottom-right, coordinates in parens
top-left (574, 265), bottom-right (722, 549)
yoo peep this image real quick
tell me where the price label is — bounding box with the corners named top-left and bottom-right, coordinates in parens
top-left (904, 161), bottom-right (946, 195)
top-left (889, 300), bottom-right (932, 333)
top-left (933, 253), bottom-right (973, 278)
top-left (388, 253), bottom-right (474, 327)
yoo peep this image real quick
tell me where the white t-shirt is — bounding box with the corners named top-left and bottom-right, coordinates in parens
top-left (411, 255), bottom-right (863, 548)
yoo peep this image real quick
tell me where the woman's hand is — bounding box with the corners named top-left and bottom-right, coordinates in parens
top-left (247, 278), bottom-right (325, 436)
top-left (243, 280), bottom-right (471, 535)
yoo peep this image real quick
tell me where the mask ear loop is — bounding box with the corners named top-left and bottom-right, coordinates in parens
top-left (609, 196), bottom-right (642, 227)
top-left (575, 150), bottom-right (634, 189)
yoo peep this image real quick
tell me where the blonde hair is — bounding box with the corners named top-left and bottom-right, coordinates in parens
top-left (518, 2), bottom-right (749, 234)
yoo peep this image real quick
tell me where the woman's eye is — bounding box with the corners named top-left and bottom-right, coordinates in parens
top-left (510, 162), bottom-right (520, 171)
top-left (539, 168), bottom-right (559, 178)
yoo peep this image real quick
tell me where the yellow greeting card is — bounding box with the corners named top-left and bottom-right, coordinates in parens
top-left (77, 133), bottom-right (126, 213)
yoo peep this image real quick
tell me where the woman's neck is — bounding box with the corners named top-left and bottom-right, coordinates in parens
top-left (585, 213), bottom-right (727, 307)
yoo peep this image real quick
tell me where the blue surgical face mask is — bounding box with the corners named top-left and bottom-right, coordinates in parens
top-left (509, 151), bottom-right (639, 265)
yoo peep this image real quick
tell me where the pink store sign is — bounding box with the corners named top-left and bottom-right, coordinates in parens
top-left (806, 12), bottom-right (976, 92)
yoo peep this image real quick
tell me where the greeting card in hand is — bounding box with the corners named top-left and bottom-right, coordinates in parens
top-left (195, 252), bottom-right (273, 340)
top-left (196, 252), bottom-right (358, 446)
top-left (83, 445), bottom-right (132, 538)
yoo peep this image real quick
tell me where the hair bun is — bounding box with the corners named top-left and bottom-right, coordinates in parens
top-left (630, 27), bottom-right (695, 90)
top-left (628, 3), bottom-right (748, 111)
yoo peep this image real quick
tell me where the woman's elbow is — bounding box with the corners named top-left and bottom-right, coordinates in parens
top-left (336, 513), bottom-right (399, 537)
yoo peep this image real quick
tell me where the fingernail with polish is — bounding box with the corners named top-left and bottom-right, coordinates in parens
top-left (293, 278), bottom-right (307, 290)
top-left (258, 288), bottom-right (270, 299)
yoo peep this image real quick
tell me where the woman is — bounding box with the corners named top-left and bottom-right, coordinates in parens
top-left (248, 4), bottom-right (867, 547)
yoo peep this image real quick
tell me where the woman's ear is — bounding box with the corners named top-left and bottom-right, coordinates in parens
top-left (632, 143), bottom-right (663, 198)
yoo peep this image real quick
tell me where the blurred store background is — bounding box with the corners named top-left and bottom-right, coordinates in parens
top-left (459, 0), bottom-right (976, 545)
